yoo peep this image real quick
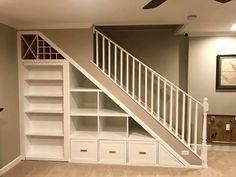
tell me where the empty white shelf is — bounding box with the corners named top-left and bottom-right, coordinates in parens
top-left (25, 109), bottom-right (63, 114)
top-left (26, 131), bottom-right (64, 137)
top-left (99, 109), bottom-right (128, 117)
top-left (26, 153), bottom-right (64, 161)
top-left (70, 88), bottom-right (101, 92)
top-left (129, 128), bottom-right (155, 141)
top-left (24, 94), bottom-right (63, 98)
top-left (70, 108), bottom-right (98, 116)
top-left (71, 131), bottom-right (98, 139)
top-left (25, 78), bottom-right (63, 82)
top-left (100, 131), bottom-right (127, 140)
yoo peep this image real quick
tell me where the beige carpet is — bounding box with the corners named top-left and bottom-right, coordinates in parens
top-left (2, 151), bottom-right (236, 177)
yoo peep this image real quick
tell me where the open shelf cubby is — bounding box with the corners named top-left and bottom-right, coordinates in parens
top-left (25, 113), bottom-right (64, 137)
top-left (99, 116), bottom-right (128, 140)
top-left (24, 64), bottom-right (63, 80)
top-left (70, 116), bottom-right (98, 139)
top-left (21, 35), bottom-right (37, 60)
top-left (70, 64), bottom-right (99, 90)
top-left (25, 97), bottom-right (63, 113)
top-left (25, 136), bottom-right (64, 160)
top-left (24, 80), bottom-right (63, 96)
top-left (99, 92), bottom-right (127, 116)
top-left (70, 92), bottom-right (98, 116)
top-left (128, 118), bottom-right (154, 141)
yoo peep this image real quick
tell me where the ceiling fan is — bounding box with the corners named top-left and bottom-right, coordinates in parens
top-left (143, 0), bottom-right (232, 9)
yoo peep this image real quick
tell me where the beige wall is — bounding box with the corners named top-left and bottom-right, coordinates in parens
top-left (99, 29), bottom-right (189, 91)
top-left (42, 29), bottom-right (93, 65)
top-left (0, 23), bottom-right (19, 168)
top-left (188, 36), bottom-right (236, 115)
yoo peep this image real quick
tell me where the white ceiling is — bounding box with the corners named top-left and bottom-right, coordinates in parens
top-left (0, 0), bottom-right (236, 34)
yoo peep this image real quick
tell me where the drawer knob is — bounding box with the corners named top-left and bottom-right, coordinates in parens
top-left (139, 152), bottom-right (147, 155)
top-left (80, 149), bottom-right (87, 152)
top-left (109, 150), bottom-right (117, 154)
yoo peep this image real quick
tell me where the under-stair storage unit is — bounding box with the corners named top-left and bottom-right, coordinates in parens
top-left (21, 61), bottom-right (68, 161)
top-left (18, 31), bottom-right (208, 168)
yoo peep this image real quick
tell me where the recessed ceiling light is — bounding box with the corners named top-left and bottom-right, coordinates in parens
top-left (231, 24), bottom-right (236, 31)
top-left (187, 15), bottom-right (197, 21)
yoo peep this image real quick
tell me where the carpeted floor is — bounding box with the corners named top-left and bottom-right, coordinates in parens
top-left (2, 151), bottom-right (236, 177)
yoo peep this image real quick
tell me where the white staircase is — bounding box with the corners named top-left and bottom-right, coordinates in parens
top-left (93, 29), bottom-right (209, 167)
top-left (18, 30), bottom-right (209, 168)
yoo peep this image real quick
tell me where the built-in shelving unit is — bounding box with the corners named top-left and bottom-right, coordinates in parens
top-left (19, 33), bottom-right (185, 168)
top-left (22, 61), bottom-right (68, 161)
top-left (68, 64), bottom-right (163, 165)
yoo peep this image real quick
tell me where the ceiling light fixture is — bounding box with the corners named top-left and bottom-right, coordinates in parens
top-left (231, 24), bottom-right (236, 31)
top-left (187, 15), bottom-right (197, 21)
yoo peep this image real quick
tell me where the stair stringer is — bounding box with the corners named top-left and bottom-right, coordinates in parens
top-left (36, 31), bottom-right (203, 168)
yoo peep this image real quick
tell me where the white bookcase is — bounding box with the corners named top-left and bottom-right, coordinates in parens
top-left (68, 64), bottom-right (161, 165)
top-left (21, 61), bottom-right (68, 161)
top-left (18, 33), bottom-right (184, 167)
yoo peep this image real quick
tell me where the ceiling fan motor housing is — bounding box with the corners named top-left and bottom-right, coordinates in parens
top-left (215, 0), bottom-right (232, 3)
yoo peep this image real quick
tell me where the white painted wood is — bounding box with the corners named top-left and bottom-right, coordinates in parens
top-left (157, 77), bottom-right (160, 120)
top-left (126, 55), bottom-right (129, 92)
top-left (163, 81), bottom-right (167, 124)
top-left (182, 94), bottom-right (186, 141)
top-left (151, 73), bottom-right (154, 114)
top-left (96, 31), bottom-right (99, 66)
top-left (194, 103), bottom-right (198, 152)
top-left (169, 85), bottom-right (173, 129)
top-left (99, 140), bottom-right (126, 163)
top-left (202, 97), bottom-right (209, 168)
top-left (128, 141), bottom-right (156, 164)
top-left (108, 41), bottom-right (111, 77)
top-left (132, 58), bottom-right (135, 98)
top-left (187, 98), bottom-right (192, 147)
top-left (175, 90), bottom-right (179, 136)
top-left (120, 49), bottom-right (123, 86)
top-left (102, 36), bottom-right (105, 72)
top-left (71, 140), bottom-right (98, 162)
top-left (114, 46), bottom-right (117, 82)
top-left (138, 63), bottom-right (141, 103)
top-left (159, 144), bottom-right (184, 167)
top-left (145, 67), bottom-right (147, 109)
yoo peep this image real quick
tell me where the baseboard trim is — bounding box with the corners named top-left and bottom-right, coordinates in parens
top-left (0, 155), bottom-right (23, 176)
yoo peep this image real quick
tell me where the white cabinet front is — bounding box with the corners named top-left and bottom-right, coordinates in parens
top-left (99, 140), bottom-right (126, 163)
top-left (70, 140), bottom-right (97, 162)
top-left (128, 141), bottom-right (157, 164)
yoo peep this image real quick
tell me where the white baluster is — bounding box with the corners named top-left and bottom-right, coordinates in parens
top-left (102, 36), bottom-right (105, 72)
top-left (163, 81), bottom-right (166, 125)
top-left (169, 85), bottom-right (173, 129)
top-left (132, 58), bottom-right (135, 98)
top-left (187, 98), bottom-right (192, 147)
top-left (202, 97), bottom-right (209, 168)
top-left (194, 103), bottom-right (198, 152)
top-left (138, 63), bottom-right (141, 103)
top-left (157, 77), bottom-right (160, 121)
top-left (114, 46), bottom-right (117, 82)
top-left (96, 31), bottom-right (99, 66)
top-left (108, 41), bottom-right (111, 77)
top-left (145, 67), bottom-right (147, 109)
top-left (182, 94), bottom-right (186, 141)
top-left (126, 55), bottom-right (129, 92)
top-left (120, 50), bottom-right (123, 86)
top-left (175, 90), bottom-right (179, 136)
top-left (151, 73), bottom-right (154, 114)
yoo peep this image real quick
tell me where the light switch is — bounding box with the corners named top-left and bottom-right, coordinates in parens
top-left (226, 124), bottom-right (231, 131)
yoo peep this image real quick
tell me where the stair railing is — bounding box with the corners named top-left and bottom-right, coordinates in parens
top-left (93, 29), bottom-right (208, 166)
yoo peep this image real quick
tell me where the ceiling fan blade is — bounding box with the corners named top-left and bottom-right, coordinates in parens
top-left (214, 0), bottom-right (232, 3)
top-left (143, 0), bottom-right (167, 9)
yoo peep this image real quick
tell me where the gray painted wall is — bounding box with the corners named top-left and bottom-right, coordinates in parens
top-left (100, 29), bottom-right (189, 91)
top-left (188, 36), bottom-right (236, 115)
top-left (0, 23), bottom-right (19, 168)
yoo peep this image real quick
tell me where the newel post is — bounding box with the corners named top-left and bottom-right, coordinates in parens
top-left (202, 97), bottom-right (209, 168)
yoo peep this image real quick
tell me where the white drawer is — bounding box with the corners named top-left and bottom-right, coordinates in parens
top-left (71, 140), bottom-right (97, 162)
top-left (128, 141), bottom-right (157, 164)
top-left (99, 141), bottom-right (126, 163)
